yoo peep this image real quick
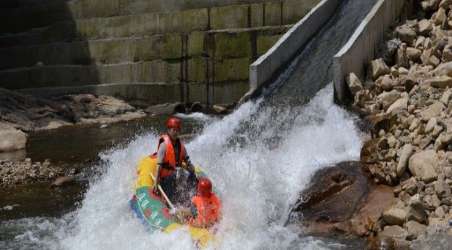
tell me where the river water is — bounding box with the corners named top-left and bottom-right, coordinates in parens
top-left (1, 0), bottom-right (378, 249)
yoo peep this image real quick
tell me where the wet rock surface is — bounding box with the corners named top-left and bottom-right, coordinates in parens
top-left (289, 161), bottom-right (372, 236)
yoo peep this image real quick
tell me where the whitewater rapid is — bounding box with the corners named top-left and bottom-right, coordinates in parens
top-left (2, 84), bottom-right (363, 250)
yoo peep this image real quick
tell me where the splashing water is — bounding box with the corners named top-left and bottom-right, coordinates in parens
top-left (1, 84), bottom-right (363, 250)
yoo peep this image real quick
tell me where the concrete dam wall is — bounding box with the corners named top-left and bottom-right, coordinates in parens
top-left (0, 0), bottom-right (320, 105)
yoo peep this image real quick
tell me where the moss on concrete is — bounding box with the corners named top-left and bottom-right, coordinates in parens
top-left (161, 33), bottom-right (183, 59)
top-left (214, 32), bottom-right (252, 59)
top-left (264, 2), bottom-right (281, 26)
top-left (282, 0), bottom-right (318, 24)
top-left (210, 5), bottom-right (248, 30)
top-left (214, 57), bottom-right (250, 82)
top-left (251, 3), bottom-right (264, 27)
top-left (188, 31), bottom-right (206, 57)
top-left (187, 57), bottom-right (207, 82)
top-left (256, 34), bottom-right (282, 56)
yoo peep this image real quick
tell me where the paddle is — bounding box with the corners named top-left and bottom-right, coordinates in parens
top-left (149, 172), bottom-right (176, 213)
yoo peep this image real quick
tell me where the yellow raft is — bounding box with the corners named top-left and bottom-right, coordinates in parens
top-left (130, 155), bottom-right (215, 248)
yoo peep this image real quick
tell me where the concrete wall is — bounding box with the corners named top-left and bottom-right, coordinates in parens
top-left (0, 0), bottom-right (319, 105)
top-left (333, 0), bottom-right (407, 105)
top-left (247, 0), bottom-right (340, 97)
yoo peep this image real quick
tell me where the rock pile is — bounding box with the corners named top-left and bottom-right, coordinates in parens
top-left (0, 159), bottom-right (64, 187)
top-left (0, 88), bottom-right (146, 132)
top-left (349, 1), bottom-right (452, 245)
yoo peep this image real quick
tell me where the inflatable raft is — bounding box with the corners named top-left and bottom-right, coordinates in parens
top-left (129, 155), bottom-right (214, 248)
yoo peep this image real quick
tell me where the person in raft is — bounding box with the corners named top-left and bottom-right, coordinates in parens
top-left (178, 177), bottom-right (222, 228)
top-left (153, 116), bottom-right (198, 206)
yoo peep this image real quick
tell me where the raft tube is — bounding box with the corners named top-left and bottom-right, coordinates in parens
top-left (129, 156), bottom-right (214, 248)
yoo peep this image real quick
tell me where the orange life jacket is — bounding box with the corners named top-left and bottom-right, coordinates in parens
top-left (156, 134), bottom-right (186, 178)
top-left (189, 193), bottom-right (221, 228)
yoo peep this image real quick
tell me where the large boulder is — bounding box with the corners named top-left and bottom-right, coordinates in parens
top-left (408, 150), bottom-right (439, 182)
top-left (0, 123), bottom-right (27, 152)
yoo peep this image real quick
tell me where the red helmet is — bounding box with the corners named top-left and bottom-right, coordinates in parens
top-left (166, 117), bottom-right (181, 131)
top-left (197, 177), bottom-right (212, 197)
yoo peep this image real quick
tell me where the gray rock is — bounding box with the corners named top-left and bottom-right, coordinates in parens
top-left (422, 0), bottom-right (441, 11)
top-left (434, 179), bottom-right (451, 198)
top-left (419, 101), bottom-right (445, 121)
top-left (424, 194), bottom-right (441, 210)
top-left (439, 0), bottom-right (452, 8)
top-left (376, 75), bottom-right (396, 91)
top-left (401, 177), bottom-right (418, 195)
top-left (425, 118), bottom-right (437, 133)
top-left (145, 102), bottom-right (183, 115)
top-left (434, 132), bottom-right (452, 150)
top-left (395, 25), bottom-right (417, 45)
top-left (405, 220), bottom-right (427, 240)
top-left (418, 19), bottom-right (433, 36)
top-left (407, 47), bottom-right (422, 62)
top-left (434, 8), bottom-right (447, 26)
top-left (387, 97), bottom-right (408, 115)
top-left (0, 123), bottom-right (27, 152)
top-left (408, 150), bottom-right (439, 182)
top-left (432, 62), bottom-right (452, 77)
top-left (440, 88), bottom-right (452, 104)
top-left (380, 225), bottom-right (408, 239)
top-left (377, 90), bottom-right (401, 109)
top-left (397, 144), bottom-right (415, 177)
top-left (432, 124), bottom-right (444, 137)
top-left (407, 195), bottom-right (428, 224)
top-left (397, 44), bottom-right (410, 68)
top-left (383, 207), bottom-right (407, 225)
top-left (434, 206), bottom-right (446, 218)
top-left (371, 58), bottom-right (390, 80)
top-left (346, 72), bottom-right (363, 95)
top-left (442, 44), bottom-right (452, 62)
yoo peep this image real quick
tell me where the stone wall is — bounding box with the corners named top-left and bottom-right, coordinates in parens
top-left (0, 0), bottom-right (319, 105)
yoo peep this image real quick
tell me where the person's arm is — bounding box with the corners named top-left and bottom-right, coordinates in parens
top-left (182, 148), bottom-right (195, 174)
top-left (154, 143), bottom-right (167, 191)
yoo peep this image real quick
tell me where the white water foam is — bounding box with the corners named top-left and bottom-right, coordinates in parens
top-left (4, 84), bottom-right (363, 250)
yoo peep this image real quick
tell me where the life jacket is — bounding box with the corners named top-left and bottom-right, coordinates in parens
top-left (156, 134), bottom-right (187, 178)
top-left (189, 193), bottom-right (221, 228)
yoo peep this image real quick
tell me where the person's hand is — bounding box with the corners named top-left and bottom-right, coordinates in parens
top-left (174, 208), bottom-right (191, 223)
top-left (152, 183), bottom-right (158, 193)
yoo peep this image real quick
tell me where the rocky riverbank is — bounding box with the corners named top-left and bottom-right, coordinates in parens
top-left (0, 159), bottom-right (66, 188)
top-left (345, 0), bottom-right (452, 247)
top-left (0, 88), bottom-right (234, 187)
